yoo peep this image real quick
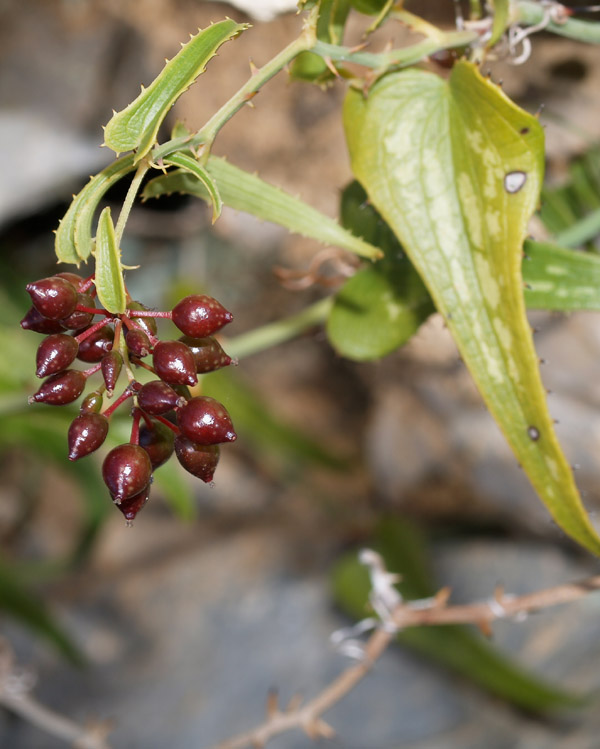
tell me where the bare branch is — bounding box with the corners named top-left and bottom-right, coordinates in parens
top-left (0, 638), bottom-right (112, 749)
top-left (212, 570), bottom-right (600, 749)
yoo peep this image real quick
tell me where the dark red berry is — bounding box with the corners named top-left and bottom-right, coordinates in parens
top-left (26, 276), bottom-right (78, 320)
top-left (177, 396), bottom-right (236, 445)
top-left (60, 292), bottom-right (95, 331)
top-left (125, 328), bottom-right (151, 357)
top-left (116, 484), bottom-right (150, 523)
top-left (101, 350), bottom-right (123, 393)
top-left (21, 307), bottom-right (65, 335)
top-left (171, 384), bottom-right (192, 401)
top-left (56, 272), bottom-right (84, 289)
top-left (179, 336), bottom-right (233, 373)
top-left (29, 370), bottom-right (86, 406)
top-left (68, 413), bottom-right (109, 461)
top-left (77, 325), bottom-right (114, 362)
top-left (152, 341), bottom-right (197, 386)
top-left (102, 444), bottom-right (152, 503)
top-left (172, 295), bottom-right (233, 338)
top-left (137, 380), bottom-right (185, 415)
top-left (139, 421), bottom-right (175, 469)
top-left (36, 334), bottom-right (79, 378)
top-left (80, 391), bottom-right (103, 414)
top-left (127, 301), bottom-right (158, 337)
top-left (174, 436), bottom-right (220, 482)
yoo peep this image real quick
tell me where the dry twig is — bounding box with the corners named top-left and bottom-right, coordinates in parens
top-left (0, 638), bottom-right (112, 749)
top-left (212, 565), bottom-right (600, 749)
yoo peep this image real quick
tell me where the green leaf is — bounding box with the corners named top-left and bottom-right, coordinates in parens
top-left (349, 0), bottom-right (388, 14)
top-left (344, 61), bottom-right (600, 554)
top-left (94, 207), bottom-right (127, 314)
top-left (164, 151), bottom-right (222, 223)
top-left (143, 156), bottom-right (382, 261)
top-left (327, 181), bottom-right (434, 360)
top-left (291, 0), bottom-right (351, 81)
top-left (488, 0), bottom-right (510, 47)
top-left (332, 517), bottom-right (584, 712)
top-left (524, 239), bottom-right (600, 310)
top-left (103, 20), bottom-right (248, 162)
top-left (55, 155), bottom-right (136, 264)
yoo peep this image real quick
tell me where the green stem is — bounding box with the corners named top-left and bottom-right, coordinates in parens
top-left (224, 297), bottom-right (333, 360)
top-left (515, 1), bottom-right (600, 43)
top-left (312, 29), bottom-right (478, 70)
top-left (114, 162), bottom-right (149, 244)
top-left (153, 10), bottom-right (319, 162)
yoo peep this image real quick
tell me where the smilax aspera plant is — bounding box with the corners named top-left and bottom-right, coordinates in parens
top-left (21, 0), bottom-right (600, 553)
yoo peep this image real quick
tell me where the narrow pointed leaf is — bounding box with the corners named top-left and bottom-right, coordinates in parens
top-left (332, 517), bottom-right (584, 711)
top-left (94, 207), bottom-right (126, 314)
top-left (344, 61), bottom-right (600, 554)
top-left (104, 20), bottom-right (248, 162)
top-left (142, 157), bottom-right (382, 260)
top-left (164, 151), bottom-right (222, 223)
top-left (55, 155), bottom-right (136, 264)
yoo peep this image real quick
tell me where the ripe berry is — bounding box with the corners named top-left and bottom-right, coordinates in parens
top-left (179, 336), bottom-right (233, 373)
top-left (29, 370), bottom-right (86, 406)
top-left (177, 396), bottom-right (236, 445)
top-left (21, 307), bottom-right (65, 335)
top-left (101, 350), bottom-right (123, 394)
top-left (139, 421), bottom-right (175, 469)
top-left (56, 272), bottom-right (84, 289)
top-left (68, 413), bottom-right (109, 461)
top-left (102, 444), bottom-right (153, 503)
top-left (77, 325), bottom-right (114, 362)
top-left (174, 436), bottom-right (220, 482)
top-left (116, 485), bottom-right (150, 523)
top-left (125, 328), bottom-right (151, 358)
top-left (172, 295), bottom-right (233, 338)
top-left (128, 301), bottom-right (158, 337)
top-left (60, 292), bottom-right (95, 331)
top-left (26, 276), bottom-right (78, 320)
top-left (152, 341), bottom-right (197, 386)
top-left (137, 380), bottom-right (185, 415)
top-left (36, 334), bottom-right (79, 378)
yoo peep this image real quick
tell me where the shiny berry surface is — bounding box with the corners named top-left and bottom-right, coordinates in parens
top-left (35, 334), bottom-right (79, 378)
top-left (138, 380), bottom-right (184, 415)
top-left (179, 336), bottom-right (233, 374)
top-left (172, 295), bottom-right (233, 338)
top-left (60, 292), bottom-right (95, 331)
top-left (68, 413), bottom-right (109, 461)
top-left (152, 341), bottom-right (197, 386)
top-left (139, 421), bottom-right (175, 469)
top-left (174, 436), bottom-right (220, 482)
top-left (116, 485), bottom-right (150, 523)
top-left (21, 307), bottom-right (65, 335)
top-left (125, 328), bottom-right (151, 357)
top-left (56, 272), bottom-right (84, 289)
top-left (80, 391), bottom-right (103, 414)
top-left (101, 350), bottom-right (123, 393)
top-left (177, 396), bottom-right (236, 445)
top-left (26, 276), bottom-right (78, 320)
top-left (29, 370), bottom-right (86, 406)
top-left (102, 444), bottom-right (153, 503)
top-left (128, 301), bottom-right (158, 336)
top-left (77, 325), bottom-right (114, 362)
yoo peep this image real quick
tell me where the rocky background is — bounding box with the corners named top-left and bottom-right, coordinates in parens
top-left (0, 1), bottom-right (600, 747)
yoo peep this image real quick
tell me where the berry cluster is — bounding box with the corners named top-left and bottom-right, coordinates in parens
top-left (22, 272), bottom-right (237, 523)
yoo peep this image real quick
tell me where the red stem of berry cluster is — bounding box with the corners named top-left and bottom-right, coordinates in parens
top-left (102, 388), bottom-right (134, 419)
top-left (151, 413), bottom-right (180, 435)
top-left (82, 362), bottom-right (102, 378)
top-left (75, 318), bottom-right (111, 344)
top-left (79, 275), bottom-right (96, 293)
top-left (129, 358), bottom-right (157, 375)
top-left (130, 408), bottom-right (142, 445)
top-left (120, 314), bottom-right (160, 346)
top-left (75, 305), bottom-right (113, 317)
top-left (128, 310), bottom-right (172, 319)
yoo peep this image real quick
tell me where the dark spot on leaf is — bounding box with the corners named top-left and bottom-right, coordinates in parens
top-left (520, 127), bottom-right (530, 135)
top-left (528, 426), bottom-right (540, 441)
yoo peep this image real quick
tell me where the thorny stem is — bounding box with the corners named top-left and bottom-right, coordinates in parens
top-left (114, 161), bottom-right (149, 244)
top-left (213, 572), bottom-right (600, 749)
top-left (152, 9), bottom-right (320, 162)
